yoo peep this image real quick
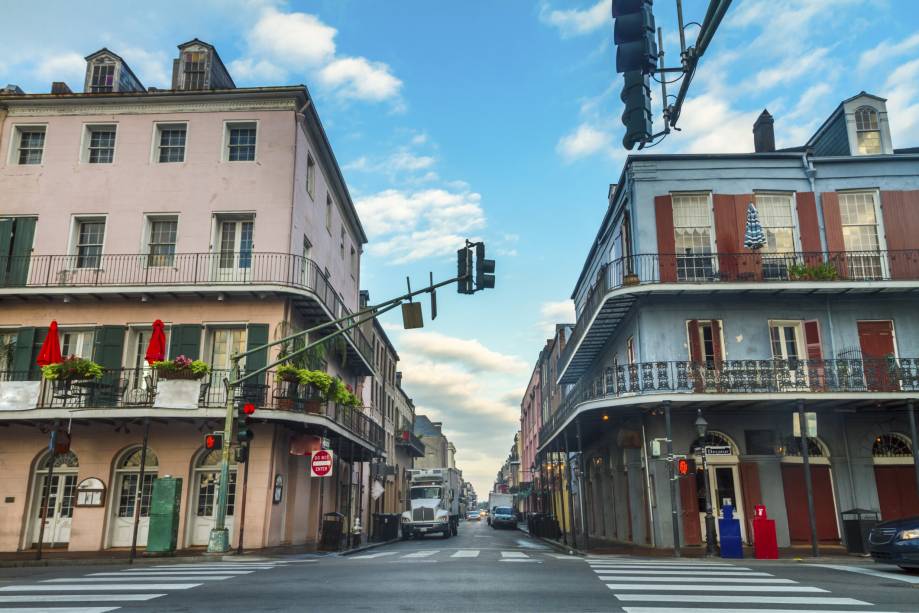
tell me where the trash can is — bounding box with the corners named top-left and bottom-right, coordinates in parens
top-left (320, 512), bottom-right (344, 550)
top-left (752, 504), bottom-right (778, 559)
top-left (718, 504), bottom-right (743, 559)
top-left (842, 508), bottom-right (879, 554)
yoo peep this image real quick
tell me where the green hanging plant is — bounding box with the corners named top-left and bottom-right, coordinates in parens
top-left (42, 357), bottom-right (104, 381)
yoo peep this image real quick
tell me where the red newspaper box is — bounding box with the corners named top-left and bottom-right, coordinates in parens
top-left (752, 504), bottom-right (778, 559)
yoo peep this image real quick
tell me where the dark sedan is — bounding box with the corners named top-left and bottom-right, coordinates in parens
top-left (868, 515), bottom-right (919, 570)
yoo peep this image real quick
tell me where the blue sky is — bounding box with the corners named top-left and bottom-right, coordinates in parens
top-left (4, 0), bottom-right (919, 494)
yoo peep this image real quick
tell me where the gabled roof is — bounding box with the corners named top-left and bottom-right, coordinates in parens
top-left (805, 91), bottom-right (886, 149)
top-left (83, 48), bottom-right (145, 91)
top-left (176, 38), bottom-right (236, 89)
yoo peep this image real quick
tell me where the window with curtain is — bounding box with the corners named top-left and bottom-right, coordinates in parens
top-left (839, 191), bottom-right (883, 279)
top-left (672, 193), bottom-right (714, 280)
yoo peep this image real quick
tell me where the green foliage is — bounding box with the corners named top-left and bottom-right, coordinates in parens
top-left (787, 262), bottom-right (838, 281)
top-left (41, 357), bottom-right (104, 381)
top-left (274, 322), bottom-right (330, 371)
top-left (153, 355), bottom-right (210, 380)
top-left (331, 377), bottom-right (361, 407)
top-left (299, 369), bottom-right (335, 397)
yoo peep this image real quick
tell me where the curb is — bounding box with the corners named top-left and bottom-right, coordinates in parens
top-left (517, 526), bottom-right (584, 557)
top-left (0, 555), bottom-right (216, 569)
top-left (339, 538), bottom-right (400, 556)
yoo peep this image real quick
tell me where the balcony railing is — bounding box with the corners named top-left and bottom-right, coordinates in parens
top-left (0, 368), bottom-right (384, 449)
top-left (540, 357), bottom-right (919, 446)
top-left (0, 251), bottom-right (373, 367)
top-left (561, 249), bottom-right (919, 380)
top-left (395, 429), bottom-right (425, 457)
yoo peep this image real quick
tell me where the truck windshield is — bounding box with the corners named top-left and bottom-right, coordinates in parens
top-left (495, 507), bottom-right (513, 515)
top-left (411, 487), bottom-right (441, 500)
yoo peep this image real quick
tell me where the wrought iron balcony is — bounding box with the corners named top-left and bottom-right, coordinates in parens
top-left (0, 251), bottom-right (374, 373)
top-left (540, 357), bottom-right (919, 447)
top-left (0, 368), bottom-right (384, 450)
top-left (395, 429), bottom-right (425, 457)
top-left (558, 249), bottom-right (919, 384)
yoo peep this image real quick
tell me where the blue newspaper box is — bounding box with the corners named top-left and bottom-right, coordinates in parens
top-left (718, 504), bottom-right (743, 559)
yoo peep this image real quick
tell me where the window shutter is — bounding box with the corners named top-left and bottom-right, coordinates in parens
top-left (881, 190), bottom-right (919, 279)
top-left (0, 218), bottom-right (13, 287)
top-left (804, 319), bottom-right (825, 391)
top-left (245, 323), bottom-right (270, 385)
top-left (713, 194), bottom-right (741, 281)
top-left (92, 325), bottom-right (126, 371)
top-left (796, 192), bottom-right (821, 264)
top-left (687, 320), bottom-right (702, 363)
top-left (10, 326), bottom-right (36, 378)
top-left (654, 195), bottom-right (676, 282)
top-left (739, 462), bottom-right (762, 540)
top-left (821, 192), bottom-right (847, 278)
top-left (29, 327), bottom-right (49, 380)
top-left (168, 324), bottom-right (202, 360)
top-left (711, 320), bottom-right (723, 363)
top-left (8, 217), bottom-right (35, 286)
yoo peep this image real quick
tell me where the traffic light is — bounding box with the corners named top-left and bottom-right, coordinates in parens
top-left (205, 431), bottom-right (223, 451)
top-left (677, 457), bottom-right (690, 476)
top-left (474, 242), bottom-right (495, 291)
top-left (235, 442), bottom-right (250, 463)
top-left (236, 401), bottom-right (255, 444)
top-left (612, 0), bottom-right (657, 74)
top-left (456, 246), bottom-right (473, 294)
top-left (621, 70), bottom-right (653, 150)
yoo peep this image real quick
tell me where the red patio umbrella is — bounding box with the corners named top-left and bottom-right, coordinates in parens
top-left (145, 319), bottom-right (167, 365)
top-left (36, 320), bottom-right (62, 367)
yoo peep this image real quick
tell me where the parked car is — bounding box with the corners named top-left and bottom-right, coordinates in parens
top-left (467, 510), bottom-right (481, 521)
top-left (868, 515), bottom-right (919, 571)
top-left (491, 506), bottom-right (516, 529)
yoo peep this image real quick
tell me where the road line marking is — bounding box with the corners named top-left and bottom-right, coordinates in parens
top-left (588, 561), bottom-right (735, 566)
top-left (450, 550), bottom-right (480, 558)
top-left (621, 609), bottom-right (895, 613)
top-left (589, 565), bottom-right (751, 571)
top-left (597, 576), bottom-right (794, 584)
top-left (0, 584), bottom-right (202, 592)
top-left (594, 569), bottom-right (771, 577)
top-left (44, 576), bottom-right (232, 582)
top-left (814, 563), bottom-right (919, 585)
top-left (402, 551), bottom-right (439, 558)
top-left (0, 608), bottom-right (121, 613)
top-left (0, 595), bottom-right (164, 603)
top-left (545, 554), bottom-right (580, 560)
top-left (499, 559), bottom-right (542, 563)
top-left (500, 551), bottom-right (529, 558)
top-left (148, 564), bottom-right (278, 569)
top-left (606, 584), bottom-right (825, 593)
top-left (100, 571), bottom-right (254, 576)
top-left (613, 594), bottom-right (872, 606)
top-left (348, 552), bottom-right (399, 559)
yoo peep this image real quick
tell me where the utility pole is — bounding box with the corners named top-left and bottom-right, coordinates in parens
top-left (664, 402), bottom-right (681, 557)
top-left (798, 399), bottom-right (820, 558)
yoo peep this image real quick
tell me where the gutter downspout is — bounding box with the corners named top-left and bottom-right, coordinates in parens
top-left (289, 99), bottom-right (313, 260)
top-left (641, 419), bottom-right (656, 548)
top-left (801, 151), bottom-right (828, 254)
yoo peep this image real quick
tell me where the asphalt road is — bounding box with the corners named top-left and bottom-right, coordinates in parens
top-left (1, 520), bottom-right (919, 612)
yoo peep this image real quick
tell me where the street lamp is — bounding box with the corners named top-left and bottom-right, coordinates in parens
top-left (695, 409), bottom-right (718, 556)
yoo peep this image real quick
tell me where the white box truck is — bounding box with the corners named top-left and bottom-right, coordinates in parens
top-left (487, 492), bottom-right (514, 526)
top-left (401, 468), bottom-right (462, 539)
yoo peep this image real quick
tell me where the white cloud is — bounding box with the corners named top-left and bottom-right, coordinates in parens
top-left (556, 122), bottom-right (614, 161)
top-left (859, 32), bottom-right (919, 72)
top-left (228, 58), bottom-right (286, 84)
top-left (399, 331), bottom-right (529, 374)
top-left (318, 56), bottom-right (402, 102)
top-left (885, 57), bottom-right (919, 147)
top-left (120, 47), bottom-right (171, 88)
top-left (248, 8), bottom-right (337, 68)
top-left (677, 92), bottom-right (760, 153)
top-left (539, 0), bottom-right (608, 38)
top-left (538, 300), bottom-right (575, 335)
top-left (35, 53), bottom-right (84, 85)
top-left (747, 48), bottom-right (830, 91)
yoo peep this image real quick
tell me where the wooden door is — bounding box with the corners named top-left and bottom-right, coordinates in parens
top-left (857, 321), bottom-right (897, 391)
top-left (875, 466), bottom-right (919, 521)
top-left (679, 470), bottom-right (702, 546)
top-left (781, 464), bottom-right (839, 542)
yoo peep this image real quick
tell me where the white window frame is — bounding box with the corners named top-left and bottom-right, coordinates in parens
top-left (59, 328), bottom-right (96, 360)
top-left (68, 215), bottom-right (107, 270)
top-left (306, 153), bottom-right (316, 199)
top-left (8, 124), bottom-right (47, 165)
top-left (141, 215), bottom-right (179, 268)
top-left (854, 106), bottom-right (882, 155)
top-left (685, 319), bottom-right (726, 364)
top-left (837, 189), bottom-right (889, 278)
top-left (767, 320), bottom-right (806, 362)
top-left (222, 120), bottom-right (258, 163)
top-left (81, 124), bottom-right (117, 164)
top-left (671, 191), bottom-right (717, 278)
top-left (151, 122), bottom-right (188, 164)
top-left (204, 325), bottom-right (249, 372)
top-left (755, 191), bottom-right (801, 254)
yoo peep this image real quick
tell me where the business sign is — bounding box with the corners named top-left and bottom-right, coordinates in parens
top-left (310, 449), bottom-right (334, 477)
top-left (704, 445), bottom-right (733, 456)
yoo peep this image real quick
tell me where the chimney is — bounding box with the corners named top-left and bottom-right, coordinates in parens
top-left (51, 82), bottom-right (73, 94)
top-left (359, 289), bottom-right (370, 308)
top-left (753, 109), bottom-right (775, 153)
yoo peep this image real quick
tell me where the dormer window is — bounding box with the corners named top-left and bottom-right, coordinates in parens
top-left (90, 64), bottom-right (115, 93)
top-left (183, 52), bottom-right (207, 90)
top-left (855, 106), bottom-right (881, 155)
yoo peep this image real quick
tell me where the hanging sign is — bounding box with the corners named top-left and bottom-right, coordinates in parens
top-left (310, 449), bottom-right (334, 477)
top-left (273, 474), bottom-right (284, 504)
top-left (704, 445), bottom-right (732, 456)
top-left (75, 478), bottom-right (106, 507)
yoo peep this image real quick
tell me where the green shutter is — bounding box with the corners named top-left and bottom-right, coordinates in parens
top-left (0, 218), bottom-right (13, 287)
top-left (28, 327), bottom-right (49, 380)
top-left (245, 323), bottom-right (270, 384)
top-left (8, 217), bottom-right (36, 286)
top-left (10, 327), bottom-right (36, 379)
top-left (168, 325), bottom-right (201, 360)
top-left (92, 325), bottom-right (126, 371)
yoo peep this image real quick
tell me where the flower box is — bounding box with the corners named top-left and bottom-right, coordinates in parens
top-left (154, 379), bottom-right (201, 410)
top-left (152, 355), bottom-right (210, 381)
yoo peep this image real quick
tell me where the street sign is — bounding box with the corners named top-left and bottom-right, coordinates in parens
top-left (793, 412), bottom-right (818, 437)
top-left (704, 445), bottom-right (732, 456)
top-left (310, 449), bottom-right (334, 477)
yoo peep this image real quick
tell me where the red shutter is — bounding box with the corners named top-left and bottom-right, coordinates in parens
top-left (655, 195), bottom-right (677, 282)
top-left (796, 192), bottom-right (822, 266)
top-left (713, 194), bottom-right (740, 280)
top-left (804, 319), bottom-right (825, 390)
top-left (687, 320), bottom-right (702, 363)
top-left (711, 319), bottom-right (723, 364)
top-left (881, 190), bottom-right (919, 279)
top-left (735, 194), bottom-right (762, 280)
top-left (821, 192), bottom-right (848, 277)
top-left (739, 462), bottom-right (762, 542)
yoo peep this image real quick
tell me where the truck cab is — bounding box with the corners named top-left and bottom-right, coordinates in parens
top-left (401, 468), bottom-right (460, 539)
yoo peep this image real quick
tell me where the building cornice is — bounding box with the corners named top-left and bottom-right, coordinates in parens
top-left (3, 96), bottom-right (299, 117)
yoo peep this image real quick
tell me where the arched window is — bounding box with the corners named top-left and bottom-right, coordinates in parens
top-left (855, 106), bottom-right (881, 155)
top-left (119, 448), bottom-right (159, 468)
top-left (872, 433), bottom-right (912, 458)
top-left (197, 448), bottom-right (235, 468)
top-left (39, 451), bottom-right (79, 470)
top-left (781, 436), bottom-right (827, 458)
top-left (114, 447), bottom-right (159, 520)
top-left (690, 431), bottom-right (738, 455)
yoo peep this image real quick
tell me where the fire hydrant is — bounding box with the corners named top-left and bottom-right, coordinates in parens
top-left (351, 517), bottom-right (362, 548)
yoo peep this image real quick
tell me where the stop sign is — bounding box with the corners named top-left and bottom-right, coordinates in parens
top-left (310, 449), bottom-right (334, 477)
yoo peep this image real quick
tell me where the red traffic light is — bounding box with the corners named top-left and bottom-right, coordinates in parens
top-left (205, 432), bottom-right (223, 450)
top-left (677, 458), bottom-right (689, 476)
top-left (243, 402), bottom-right (256, 416)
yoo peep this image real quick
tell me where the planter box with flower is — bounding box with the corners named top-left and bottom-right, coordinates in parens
top-left (152, 356), bottom-right (210, 409)
top-left (38, 357), bottom-right (105, 405)
top-left (273, 366), bottom-right (334, 413)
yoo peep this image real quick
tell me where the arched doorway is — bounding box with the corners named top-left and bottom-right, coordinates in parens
top-left (687, 431), bottom-right (746, 544)
top-left (872, 433), bottom-right (919, 520)
top-left (29, 450), bottom-right (79, 547)
top-left (109, 447), bottom-right (159, 547)
top-left (780, 435), bottom-right (839, 542)
top-left (187, 448), bottom-right (237, 546)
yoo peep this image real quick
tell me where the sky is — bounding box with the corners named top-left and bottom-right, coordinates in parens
top-left (3, 0), bottom-right (919, 496)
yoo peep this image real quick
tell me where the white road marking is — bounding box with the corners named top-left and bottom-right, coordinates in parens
top-left (0, 584), bottom-right (202, 592)
top-left (499, 559), bottom-right (542, 563)
top-left (95, 571), bottom-right (254, 576)
top-left (44, 576), bottom-right (232, 583)
top-left (147, 564), bottom-right (278, 569)
top-left (545, 554), bottom-right (580, 560)
top-left (587, 560), bottom-right (736, 566)
top-left (605, 584), bottom-right (825, 593)
top-left (613, 594), bottom-right (872, 606)
top-left (348, 552), bottom-right (399, 560)
top-left (621, 609), bottom-right (896, 613)
top-left (500, 551), bottom-right (529, 558)
top-left (402, 551), bottom-right (439, 558)
top-left (450, 550), bottom-right (480, 558)
top-left (814, 563), bottom-right (919, 585)
top-left (596, 576), bottom-right (795, 584)
top-left (0, 608), bottom-right (120, 613)
top-left (589, 565), bottom-right (750, 571)
top-left (514, 539), bottom-right (547, 550)
top-left (594, 569), bottom-right (771, 577)
top-left (0, 595), bottom-right (163, 603)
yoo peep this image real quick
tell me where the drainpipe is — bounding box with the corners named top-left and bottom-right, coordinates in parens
top-left (801, 151), bottom-right (829, 254)
top-left (641, 419), bottom-right (656, 548)
top-left (575, 418), bottom-right (590, 551)
top-left (563, 429), bottom-right (578, 550)
top-left (664, 402), bottom-right (681, 557)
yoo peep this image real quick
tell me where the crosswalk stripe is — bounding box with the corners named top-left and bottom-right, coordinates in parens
top-left (613, 594), bottom-right (872, 606)
top-left (605, 584), bottom-right (825, 593)
top-left (0, 608), bottom-right (120, 613)
top-left (545, 554), bottom-right (580, 560)
top-left (500, 551), bottom-right (529, 558)
top-left (589, 565), bottom-right (751, 571)
top-left (0, 584), bottom-right (202, 592)
top-left (596, 576), bottom-right (795, 584)
top-left (814, 563), bottom-right (919, 585)
top-left (499, 559), bottom-right (541, 563)
top-left (349, 552), bottom-right (398, 560)
top-left (0, 595), bottom-right (163, 603)
top-left (594, 570), bottom-right (771, 577)
top-left (96, 571), bottom-right (254, 576)
top-left (402, 551), bottom-right (439, 558)
top-left (44, 577), bottom-right (232, 583)
top-left (588, 561), bottom-right (735, 566)
top-left (150, 564), bottom-right (278, 568)
top-left (621, 609), bottom-right (897, 613)
top-left (450, 550), bottom-right (480, 558)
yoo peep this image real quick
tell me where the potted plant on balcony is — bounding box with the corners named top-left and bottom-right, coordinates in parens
top-left (300, 369), bottom-right (334, 414)
top-left (788, 262), bottom-right (839, 281)
top-left (41, 356), bottom-right (104, 382)
top-left (152, 355), bottom-right (210, 409)
top-left (332, 380), bottom-right (361, 425)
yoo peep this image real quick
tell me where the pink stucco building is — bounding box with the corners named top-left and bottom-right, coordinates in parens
top-left (0, 40), bottom-right (386, 553)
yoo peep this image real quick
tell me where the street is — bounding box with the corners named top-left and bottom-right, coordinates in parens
top-left (2, 521), bottom-right (919, 612)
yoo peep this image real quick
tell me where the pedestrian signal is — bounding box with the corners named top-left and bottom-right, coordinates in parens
top-left (677, 457), bottom-right (689, 476)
